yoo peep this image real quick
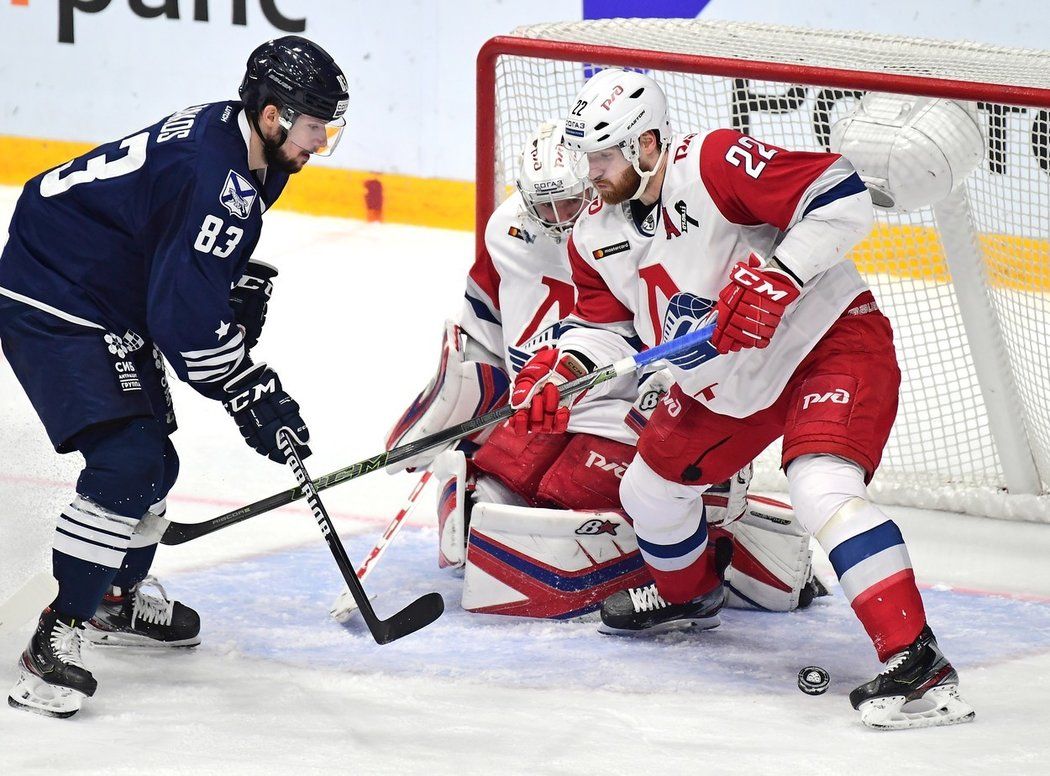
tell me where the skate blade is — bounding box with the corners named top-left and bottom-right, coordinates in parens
top-left (8, 668), bottom-right (87, 719)
top-left (83, 628), bottom-right (200, 648)
top-left (858, 685), bottom-right (976, 730)
top-left (597, 613), bottom-right (721, 637)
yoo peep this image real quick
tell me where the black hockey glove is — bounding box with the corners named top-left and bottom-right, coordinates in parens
top-left (223, 362), bottom-right (311, 463)
top-left (229, 260), bottom-right (278, 350)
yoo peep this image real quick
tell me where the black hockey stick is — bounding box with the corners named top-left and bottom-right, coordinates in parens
top-left (159, 323), bottom-right (716, 546)
top-left (277, 427), bottom-right (444, 644)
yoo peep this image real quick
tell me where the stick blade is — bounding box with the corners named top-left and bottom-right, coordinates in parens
top-left (370, 592), bottom-right (445, 645)
top-left (0, 573), bottom-right (58, 635)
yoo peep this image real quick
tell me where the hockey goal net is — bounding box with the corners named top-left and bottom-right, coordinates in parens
top-left (477, 19), bottom-right (1050, 522)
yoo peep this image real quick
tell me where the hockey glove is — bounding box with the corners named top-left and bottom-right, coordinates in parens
top-left (712, 253), bottom-right (801, 354)
top-left (509, 348), bottom-right (589, 435)
top-left (229, 260), bottom-right (278, 350)
top-left (223, 362), bottom-right (311, 463)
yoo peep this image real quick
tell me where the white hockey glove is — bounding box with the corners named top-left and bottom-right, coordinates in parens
top-left (385, 320), bottom-right (510, 473)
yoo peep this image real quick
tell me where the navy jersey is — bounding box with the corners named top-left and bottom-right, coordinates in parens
top-left (0, 101), bottom-right (287, 399)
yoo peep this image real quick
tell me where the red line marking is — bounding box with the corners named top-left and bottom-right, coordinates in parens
top-left (0, 471), bottom-right (432, 528)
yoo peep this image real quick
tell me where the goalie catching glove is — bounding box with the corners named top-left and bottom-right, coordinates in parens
top-left (509, 348), bottom-right (592, 435)
top-left (223, 362), bottom-right (311, 462)
top-left (712, 253), bottom-right (801, 354)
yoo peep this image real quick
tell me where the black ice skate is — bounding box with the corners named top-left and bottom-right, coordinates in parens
top-left (84, 576), bottom-right (201, 648)
top-left (8, 608), bottom-right (97, 718)
top-left (599, 538), bottom-right (732, 636)
top-left (797, 575), bottom-right (831, 610)
top-left (850, 624), bottom-right (975, 730)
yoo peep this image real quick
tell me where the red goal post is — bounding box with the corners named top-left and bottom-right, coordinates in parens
top-left (476, 20), bottom-right (1050, 522)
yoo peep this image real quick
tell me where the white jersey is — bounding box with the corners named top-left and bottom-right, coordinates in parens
top-left (460, 192), bottom-right (640, 444)
top-left (559, 129), bottom-right (875, 418)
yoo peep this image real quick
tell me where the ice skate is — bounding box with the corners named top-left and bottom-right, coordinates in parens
top-left (84, 576), bottom-right (200, 648)
top-left (599, 538), bottom-right (732, 636)
top-left (850, 624), bottom-right (975, 730)
top-left (8, 608), bottom-right (97, 718)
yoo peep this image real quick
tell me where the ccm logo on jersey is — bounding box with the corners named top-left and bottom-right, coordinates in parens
top-left (585, 451), bottom-right (630, 478)
top-left (802, 388), bottom-right (851, 410)
top-left (730, 265), bottom-right (794, 301)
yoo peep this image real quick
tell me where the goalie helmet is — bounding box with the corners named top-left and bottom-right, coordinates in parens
top-left (830, 93), bottom-right (983, 212)
top-left (515, 121), bottom-right (593, 241)
top-left (562, 68), bottom-right (672, 199)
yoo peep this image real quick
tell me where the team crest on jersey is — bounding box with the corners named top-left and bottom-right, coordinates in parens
top-left (593, 240), bottom-right (630, 260)
top-left (662, 292), bottom-right (719, 370)
top-left (220, 170), bottom-right (257, 220)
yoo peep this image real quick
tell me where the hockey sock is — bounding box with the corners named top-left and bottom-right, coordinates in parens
top-left (111, 544), bottom-right (158, 591)
top-left (647, 546), bottom-right (719, 604)
top-left (52, 549), bottom-right (121, 620)
top-left (851, 570), bottom-right (927, 661)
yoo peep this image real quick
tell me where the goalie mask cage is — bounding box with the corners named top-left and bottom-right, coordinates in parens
top-left (477, 20), bottom-right (1050, 522)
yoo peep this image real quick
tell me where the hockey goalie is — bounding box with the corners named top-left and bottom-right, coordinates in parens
top-left (379, 121), bottom-right (827, 621)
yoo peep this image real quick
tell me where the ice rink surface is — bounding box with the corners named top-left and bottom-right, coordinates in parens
top-left (2, 186), bottom-right (1050, 775)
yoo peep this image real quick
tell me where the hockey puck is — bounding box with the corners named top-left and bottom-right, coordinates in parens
top-left (797, 666), bottom-right (830, 695)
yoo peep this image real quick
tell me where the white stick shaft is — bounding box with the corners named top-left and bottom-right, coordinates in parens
top-left (357, 470), bottom-right (432, 581)
top-left (0, 573), bottom-right (58, 635)
top-left (330, 472), bottom-right (432, 622)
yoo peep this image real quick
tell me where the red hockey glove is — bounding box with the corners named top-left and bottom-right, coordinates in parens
top-left (509, 348), bottom-right (588, 435)
top-left (712, 254), bottom-right (801, 354)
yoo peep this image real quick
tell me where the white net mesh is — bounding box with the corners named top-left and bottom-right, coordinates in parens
top-left (481, 20), bottom-right (1050, 522)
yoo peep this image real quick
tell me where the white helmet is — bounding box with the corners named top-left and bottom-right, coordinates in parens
top-left (515, 120), bottom-right (593, 241)
top-left (563, 68), bottom-right (672, 198)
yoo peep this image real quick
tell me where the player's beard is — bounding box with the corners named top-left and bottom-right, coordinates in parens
top-left (597, 165), bottom-right (642, 205)
top-left (265, 140), bottom-right (310, 175)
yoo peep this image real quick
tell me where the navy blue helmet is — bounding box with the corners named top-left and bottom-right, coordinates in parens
top-left (239, 36), bottom-right (348, 123)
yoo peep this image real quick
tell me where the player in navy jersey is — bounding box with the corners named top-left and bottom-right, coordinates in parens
top-left (0, 36), bottom-right (348, 718)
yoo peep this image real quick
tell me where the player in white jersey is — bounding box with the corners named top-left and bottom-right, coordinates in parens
top-left (387, 122), bottom-right (823, 617)
top-left (509, 70), bottom-right (973, 729)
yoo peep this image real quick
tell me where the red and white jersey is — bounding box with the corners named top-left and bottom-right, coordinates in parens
top-left (559, 129), bottom-right (875, 418)
top-left (460, 192), bottom-right (640, 444)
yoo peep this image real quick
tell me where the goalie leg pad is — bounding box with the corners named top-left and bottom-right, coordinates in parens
top-left (471, 422), bottom-right (572, 504)
top-left (723, 495), bottom-right (814, 612)
top-left (536, 433), bottom-right (635, 511)
top-left (701, 462), bottom-right (752, 528)
top-left (386, 320), bottom-right (509, 473)
top-left (462, 503), bottom-right (651, 619)
top-left (431, 450), bottom-right (469, 569)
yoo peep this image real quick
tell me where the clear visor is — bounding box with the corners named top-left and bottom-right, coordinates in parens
top-left (279, 107), bottom-right (346, 157)
top-left (522, 190), bottom-right (592, 236)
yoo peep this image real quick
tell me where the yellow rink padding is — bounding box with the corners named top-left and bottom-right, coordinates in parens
top-left (1, 134), bottom-right (1047, 292)
top-left (852, 224), bottom-right (1050, 294)
top-left (0, 134), bottom-right (475, 232)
